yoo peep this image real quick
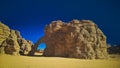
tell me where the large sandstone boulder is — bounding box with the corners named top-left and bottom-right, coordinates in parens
top-left (33, 20), bottom-right (108, 59)
top-left (18, 38), bottom-right (33, 55)
top-left (0, 22), bottom-right (33, 55)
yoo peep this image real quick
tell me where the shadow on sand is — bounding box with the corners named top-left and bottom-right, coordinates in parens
top-left (26, 55), bottom-right (44, 57)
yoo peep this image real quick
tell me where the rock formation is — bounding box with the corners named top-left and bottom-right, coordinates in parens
top-left (0, 22), bottom-right (33, 55)
top-left (33, 20), bottom-right (108, 59)
top-left (108, 45), bottom-right (120, 54)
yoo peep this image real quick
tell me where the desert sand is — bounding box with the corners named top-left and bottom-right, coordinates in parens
top-left (0, 54), bottom-right (120, 68)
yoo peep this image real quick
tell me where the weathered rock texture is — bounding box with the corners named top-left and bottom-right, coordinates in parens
top-left (34, 20), bottom-right (108, 59)
top-left (0, 22), bottom-right (33, 55)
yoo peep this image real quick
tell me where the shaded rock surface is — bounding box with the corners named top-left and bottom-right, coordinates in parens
top-left (0, 22), bottom-right (33, 55)
top-left (34, 20), bottom-right (108, 59)
top-left (108, 45), bottom-right (120, 54)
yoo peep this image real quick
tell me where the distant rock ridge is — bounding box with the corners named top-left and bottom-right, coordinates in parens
top-left (0, 22), bottom-right (33, 55)
top-left (108, 45), bottom-right (120, 54)
top-left (32, 19), bottom-right (108, 59)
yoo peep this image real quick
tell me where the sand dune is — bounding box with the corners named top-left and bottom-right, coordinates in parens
top-left (0, 55), bottom-right (120, 68)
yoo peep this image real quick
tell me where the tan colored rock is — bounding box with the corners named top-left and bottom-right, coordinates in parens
top-left (0, 22), bottom-right (10, 45)
top-left (18, 38), bottom-right (33, 55)
top-left (2, 38), bottom-right (20, 55)
top-left (0, 29), bottom-right (20, 55)
top-left (15, 30), bottom-right (22, 38)
top-left (33, 19), bottom-right (108, 59)
top-left (0, 22), bottom-right (33, 55)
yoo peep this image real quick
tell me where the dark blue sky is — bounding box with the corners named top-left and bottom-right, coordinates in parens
top-left (0, 0), bottom-right (120, 49)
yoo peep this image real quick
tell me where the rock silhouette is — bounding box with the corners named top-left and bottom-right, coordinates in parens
top-left (108, 45), bottom-right (120, 54)
top-left (33, 20), bottom-right (108, 59)
top-left (0, 22), bottom-right (33, 55)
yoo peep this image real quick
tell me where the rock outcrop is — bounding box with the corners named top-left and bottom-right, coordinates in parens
top-left (0, 22), bottom-right (33, 55)
top-left (108, 45), bottom-right (120, 54)
top-left (33, 20), bottom-right (108, 59)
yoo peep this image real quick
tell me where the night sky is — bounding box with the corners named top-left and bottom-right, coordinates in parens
top-left (0, 0), bottom-right (120, 49)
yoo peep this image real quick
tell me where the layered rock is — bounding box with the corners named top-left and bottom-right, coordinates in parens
top-left (0, 22), bottom-right (33, 55)
top-left (34, 20), bottom-right (108, 59)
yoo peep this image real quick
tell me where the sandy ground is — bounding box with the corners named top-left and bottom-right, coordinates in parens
top-left (0, 54), bottom-right (120, 68)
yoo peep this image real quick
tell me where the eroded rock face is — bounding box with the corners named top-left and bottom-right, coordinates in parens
top-left (36, 20), bottom-right (108, 59)
top-left (18, 38), bottom-right (33, 55)
top-left (0, 22), bottom-right (33, 55)
top-left (0, 22), bottom-right (10, 45)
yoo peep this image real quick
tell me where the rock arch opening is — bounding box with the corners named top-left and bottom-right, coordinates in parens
top-left (36, 43), bottom-right (46, 55)
top-left (37, 43), bottom-right (46, 50)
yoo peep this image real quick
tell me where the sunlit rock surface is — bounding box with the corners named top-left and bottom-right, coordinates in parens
top-left (35, 20), bottom-right (108, 59)
top-left (0, 22), bottom-right (33, 55)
